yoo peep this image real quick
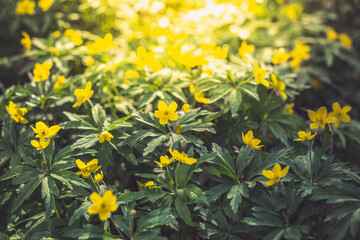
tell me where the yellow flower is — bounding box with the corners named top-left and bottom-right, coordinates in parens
top-left (53, 31), bottom-right (61, 38)
top-left (92, 33), bottom-right (117, 52)
top-left (38, 0), bottom-right (53, 11)
top-left (53, 75), bottom-right (66, 89)
top-left (285, 103), bottom-right (294, 115)
top-left (270, 73), bottom-right (287, 99)
top-left (6, 101), bottom-right (28, 124)
top-left (31, 139), bottom-right (51, 150)
top-left (137, 180), bottom-right (161, 189)
top-left (238, 41), bottom-right (255, 61)
top-left (94, 171), bottom-right (104, 183)
top-left (154, 155), bottom-right (174, 167)
top-left (182, 104), bottom-right (190, 113)
top-left (253, 60), bottom-right (269, 87)
top-left (30, 121), bottom-right (61, 140)
top-left (83, 56), bottom-right (94, 67)
top-left (64, 29), bottom-right (83, 46)
top-left (286, 4), bottom-right (303, 22)
top-left (200, 40), bottom-right (216, 51)
top-left (15, 0), bottom-right (35, 15)
top-left (99, 131), bottom-right (114, 143)
top-left (326, 27), bottom-right (338, 42)
top-left (328, 102), bottom-right (351, 127)
top-left (88, 190), bottom-right (118, 221)
top-left (339, 33), bottom-right (352, 50)
top-left (189, 84), bottom-right (196, 93)
top-left (134, 46), bottom-right (162, 72)
top-left (176, 126), bottom-right (183, 134)
top-left (169, 148), bottom-right (197, 165)
top-left (272, 48), bottom-right (290, 65)
top-left (76, 159), bottom-right (101, 179)
top-left (33, 62), bottom-right (52, 82)
top-left (20, 32), bottom-right (31, 50)
top-left (125, 70), bottom-right (140, 79)
top-left (154, 101), bottom-right (179, 125)
top-left (262, 163), bottom-right (289, 186)
top-left (308, 106), bottom-right (337, 129)
top-left (293, 131), bottom-right (317, 141)
top-left (73, 81), bottom-right (94, 108)
top-left (290, 41), bottom-right (310, 69)
top-left (213, 46), bottom-right (228, 59)
top-left (194, 92), bottom-right (210, 104)
top-left (242, 130), bottom-right (263, 150)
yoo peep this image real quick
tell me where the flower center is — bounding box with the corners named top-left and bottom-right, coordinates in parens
top-left (164, 110), bottom-right (169, 116)
top-left (101, 203), bottom-right (106, 209)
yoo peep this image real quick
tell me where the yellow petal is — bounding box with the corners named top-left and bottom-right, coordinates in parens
top-left (279, 166), bottom-right (289, 178)
top-left (88, 205), bottom-right (99, 214)
top-left (317, 106), bottom-right (327, 119)
top-left (307, 110), bottom-right (317, 122)
top-left (99, 211), bottom-right (111, 221)
top-left (168, 102), bottom-right (178, 112)
top-left (265, 178), bottom-right (278, 186)
top-left (89, 192), bottom-right (102, 204)
top-left (262, 170), bottom-right (275, 179)
top-left (272, 164), bottom-right (281, 176)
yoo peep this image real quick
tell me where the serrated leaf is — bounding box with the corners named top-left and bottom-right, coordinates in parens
top-left (175, 197), bottom-right (193, 226)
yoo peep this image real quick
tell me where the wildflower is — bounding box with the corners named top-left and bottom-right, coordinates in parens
top-left (31, 121), bottom-right (61, 140)
top-left (182, 104), bottom-right (190, 113)
top-left (125, 70), bottom-right (140, 79)
top-left (262, 163), bottom-right (289, 186)
top-left (134, 46), bottom-right (162, 72)
top-left (293, 131), bottom-right (317, 141)
top-left (270, 73), bottom-right (287, 99)
top-left (154, 101), bottom-right (179, 125)
top-left (6, 101), bottom-right (28, 124)
top-left (272, 48), bottom-right (290, 64)
top-left (33, 62), bottom-right (52, 82)
top-left (64, 29), bottom-right (83, 46)
top-left (99, 131), bottom-right (114, 143)
top-left (253, 60), bottom-right (269, 87)
top-left (200, 40), bottom-right (216, 51)
top-left (83, 56), bottom-right (95, 67)
top-left (169, 148), bottom-right (197, 165)
top-left (242, 130), bottom-right (263, 150)
top-left (238, 41), bottom-right (255, 61)
top-left (94, 171), bottom-right (104, 183)
top-left (308, 106), bottom-right (337, 129)
top-left (73, 81), bottom-right (94, 108)
top-left (328, 102), bottom-right (351, 127)
top-left (76, 159), bottom-right (101, 178)
top-left (284, 103), bottom-right (294, 115)
top-left (53, 75), bottom-right (66, 89)
top-left (92, 33), bottom-right (117, 52)
top-left (20, 32), bottom-right (31, 50)
top-left (189, 84), bottom-right (196, 93)
top-left (137, 180), bottom-right (161, 189)
top-left (213, 46), bottom-right (228, 59)
top-left (194, 92), bottom-right (210, 104)
top-left (154, 155), bottom-right (174, 167)
top-left (286, 4), bottom-right (303, 22)
top-left (88, 190), bottom-right (118, 221)
top-left (326, 27), bottom-right (337, 42)
top-left (15, 0), bottom-right (35, 15)
top-left (339, 33), bottom-right (352, 50)
top-left (38, 0), bottom-right (53, 11)
top-left (290, 41), bottom-right (310, 69)
top-left (31, 139), bottom-right (51, 150)
top-left (53, 31), bottom-right (61, 38)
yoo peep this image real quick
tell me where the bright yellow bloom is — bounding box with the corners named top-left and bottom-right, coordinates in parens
top-left (328, 102), bottom-right (351, 127)
top-left (169, 148), bottom-right (197, 165)
top-left (293, 131), bottom-right (317, 141)
top-left (64, 29), bottom-right (83, 46)
top-left (238, 41), bottom-right (255, 61)
top-left (189, 84), bottom-right (196, 93)
top-left (167, 45), bottom-right (208, 69)
top-left (339, 33), bottom-right (352, 50)
top-left (262, 163), bottom-right (289, 186)
top-left (53, 75), bottom-right (66, 89)
top-left (242, 130), bottom-right (263, 150)
top-left (33, 62), bottom-right (52, 82)
top-left (38, 0), bottom-right (53, 11)
top-left (6, 101), bottom-right (28, 124)
top-left (92, 33), bottom-right (117, 52)
top-left (253, 60), bottom-right (269, 87)
top-left (20, 32), bottom-right (31, 50)
top-left (285, 103), bottom-right (294, 115)
top-left (15, 0), bottom-right (35, 15)
top-left (326, 27), bottom-right (337, 42)
top-left (270, 73), bottom-right (287, 99)
top-left (76, 159), bottom-right (101, 179)
top-left (200, 40), bottom-right (216, 51)
top-left (31, 139), bottom-right (51, 150)
top-left (99, 131), bottom-right (114, 143)
top-left (286, 4), bottom-right (303, 22)
top-left (88, 190), bottom-right (118, 221)
top-left (154, 155), bottom-right (174, 167)
top-left (290, 41), bottom-right (310, 69)
top-left (134, 46), bottom-right (162, 72)
top-left (308, 106), bottom-right (337, 129)
top-left (125, 70), bottom-right (140, 79)
top-left (194, 92), bottom-right (210, 104)
top-left (182, 104), bottom-right (190, 113)
top-left (272, 48), bottom-right (290, 64)
top-left (73, 82), bottom-right (94, 108)
top-left (213, 46), bottom-right (228, 59)
top-left (31, 121), bottom-right (61, 140)
top-left (154, 101), bottom-right (179, 125)
top-left (53, 31), bottom-right (61, 38)
top-left (94, 171), bottom-right (104, 183)
top-left (83, 56), bottom-right (94, 67)
top-left (137, 180), bottom-right (161, 189)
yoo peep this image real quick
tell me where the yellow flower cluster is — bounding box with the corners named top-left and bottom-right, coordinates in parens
top-left (30, 121), bottom-right (61, 150)
top-left (326, 27), bottom-right (352, 49)
top-left (15, 0), bottom-right (35, 15)
top-left (6, 101), bottom-right (28, 124)
top-left (272, 48), bottom-right (290, 65)
top-left (289, 41), bottom-right (310, 69)
top-left (169, 148), bottom-right (197, 165)
top-left (168, 45), bottom-right (208, 69)
top-left (76, 159), bottom-right (101, 179)
top-left (307, 106), bottom-right (337, 130)
top-left (133, 46), bottom-right (162, 72)
top-left (38, 0), bottom-right (53, 11)
top-left (88, 190), bottom-right (118, 221)
top-left (64, 29), bottom-right (83, 46)
top-left (33, 62), bottom-right (52, 82)
top-left (88, 33), bottom-right (117, 52)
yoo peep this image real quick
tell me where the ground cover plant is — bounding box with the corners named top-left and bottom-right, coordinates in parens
top-left (1, 0), bottom-right (360, 239)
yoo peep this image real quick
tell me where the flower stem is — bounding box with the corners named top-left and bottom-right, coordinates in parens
top-left (307, 139), bottom-right (314, 185)
top-left (41, 149), bottom-right (49, 175)
top-left (279, 179), bottom-right (289, 227)
top-left (109, 216), bottom-right (126, 239)
top-left (54, 203), bottom-right (60, 219)
top-left (239, 145), bottom-right (249, 181)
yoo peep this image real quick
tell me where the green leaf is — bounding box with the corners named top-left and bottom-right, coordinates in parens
top-left (69, 202), bottom-right (93, 225)
top-left (184, 184), bottom-right (208, 205)
top-left (205, 183), bottom-right (233, 202)
top-left (229, 89), bottom-right (242, 115)
top-left (263, 229), bottom-right (284, 240)
top-left (227, 183), bottom-right (248, 213)
top-left (137, 208), bottom-right (177, 232)
top-left (143, 135), bottom-right (166, 156)
top-left (175, 197), bottom-right (193, 226)
top-left (71, 133), bottom-right (99, 149)
top-left (209, 85), bottom-right (232, 103)
top-left (91, 103), bottom-right (107, 127)
top-left (175, 163), bottom-right (191, 188)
